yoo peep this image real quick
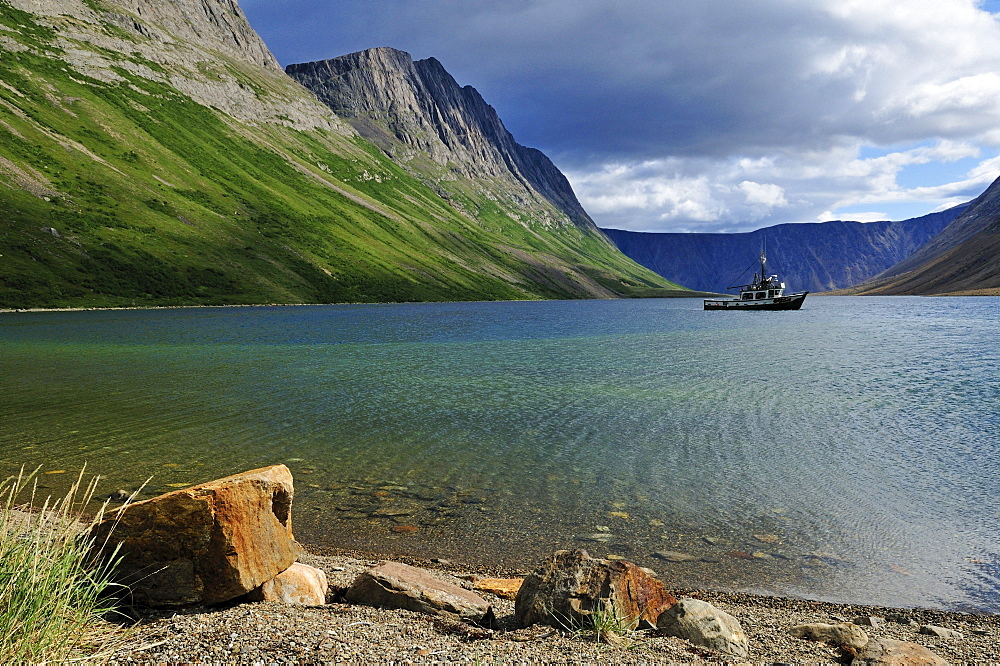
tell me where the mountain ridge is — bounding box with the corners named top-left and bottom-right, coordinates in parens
top-left (602, 205), bottom-right (966, 295)
top-left (286, 47), bottom-right (596, 231)
top-left (0, 0), bottom-right (679, 308)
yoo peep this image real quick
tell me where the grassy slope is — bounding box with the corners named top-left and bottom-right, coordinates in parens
top-left (0, 3), bottom-right (679, 309)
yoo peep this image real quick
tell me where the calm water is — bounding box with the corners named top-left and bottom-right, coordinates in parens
top-left (1, 297), bottom-right (998, 612)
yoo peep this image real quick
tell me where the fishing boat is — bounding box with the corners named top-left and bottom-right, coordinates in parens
top-left (703, 249), bottom-right (808, 310)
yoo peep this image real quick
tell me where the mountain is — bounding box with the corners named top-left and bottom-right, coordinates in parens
top-left (0, 1), bottom-right (677, 309)
top-left (601, 206), bottom-right (966, 295)
top-left (286, 48), bottom-right (594, 232)
top-left (845, 177), bottom-right (1000, 295)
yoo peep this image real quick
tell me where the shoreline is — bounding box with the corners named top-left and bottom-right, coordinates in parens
top-left (112, 541), bottom-right (1000, 664)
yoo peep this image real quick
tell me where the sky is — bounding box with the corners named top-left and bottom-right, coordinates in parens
top-left (239, 0), bottom-right (1000, 233)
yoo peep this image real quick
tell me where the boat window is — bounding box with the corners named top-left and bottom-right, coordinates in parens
top-left (756, 292), bottom-right (765, 299)
top-left (768, 290), bottom-right (775, 298)
top-left (742, 293), bottom-right (752, 300)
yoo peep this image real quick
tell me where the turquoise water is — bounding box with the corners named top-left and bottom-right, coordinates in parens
top-left (1, 297), bottom-right (998, 611)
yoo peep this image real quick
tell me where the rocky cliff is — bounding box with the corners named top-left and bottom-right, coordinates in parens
top-left (602, 206), bottom-right (965, 294)
top-left (286, 48), bottom-right (595, 230)
top-left (10, 0), bottom-right (349, 130)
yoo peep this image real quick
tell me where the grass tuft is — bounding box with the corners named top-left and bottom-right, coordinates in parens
top-left (0, 466), bottom-right (132, 662)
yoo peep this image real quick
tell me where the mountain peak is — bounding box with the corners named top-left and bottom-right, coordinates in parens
top-left (287, 47), bottom-right (596, 230)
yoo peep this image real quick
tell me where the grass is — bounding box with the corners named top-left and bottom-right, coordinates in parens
top-left (552, 601), bottom-right (648, 648)
top-left (0, 467), bottom-right (132, 662)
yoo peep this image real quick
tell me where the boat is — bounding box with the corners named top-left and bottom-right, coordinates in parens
top-left (703, 249), bottom-right (808, 310)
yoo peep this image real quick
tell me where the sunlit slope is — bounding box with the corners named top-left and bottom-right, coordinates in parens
top-left (0, 2), bottom-right (677, 308)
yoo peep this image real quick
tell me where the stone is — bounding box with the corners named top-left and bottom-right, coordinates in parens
top-left (514, 549), bottom-right (676, 630)
top-left (852, 638), bottom-right (948, 665)
top-left (473, 578), bottom-right (524, 600)
top-left (789, 622), bottom-right (869, 650)
top-left (919, 624), bottom-right (963, 639)
top-left (249, 563), bottom-right (327, 605)
top-left (652, 550), bottom-right (697, 563)
top-left (853, 616), bottom-right (886, 629)
top-left (345, 561), bottom-right (494, 624)
top-left (657, 598), bottom-right (749, 658)
top-left (90, 465), bottom-right (301, 607)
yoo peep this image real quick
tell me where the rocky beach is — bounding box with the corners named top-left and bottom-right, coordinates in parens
top-left (76, 465), bottom-right (997, 665)
top-left (111, 547), bottom-right (1000, 664)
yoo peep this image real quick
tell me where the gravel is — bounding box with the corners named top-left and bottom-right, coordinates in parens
top-left (109, 548), bottom-right (1000, 664)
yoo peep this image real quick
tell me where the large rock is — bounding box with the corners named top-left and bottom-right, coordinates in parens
top-left (249, 563), bottom-right (327, 606)
top-left (852, 637), bottom-right (948, 665)
top-left (514, 549), bottom-right (677, 631)
top-left (345, 561), bottom-right (494, 624)
top-left (657, 598), bottom-right (749, 658)
top-left (790, 622), bottom-right (870, 650)
top-left (90, 465), bottom-right (301, 607)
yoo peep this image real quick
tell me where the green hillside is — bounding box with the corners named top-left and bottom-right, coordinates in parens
top-left (0, 2), bottom-right (679, 309)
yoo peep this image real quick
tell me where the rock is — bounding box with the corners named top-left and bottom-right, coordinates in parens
top-left (853, 616), bottom-right (886, 629)
top-left (473, 578), bottom-right (523, 600)
top-left (852, 637), bottom-right (948, 665)
top-left (345, 561), bottom-right (494, 624)
top-left (249, 563), bottom-right (327, 606)
top-left (514, 549), bottom-right (676, 630)
top-left (657, 598), bottom-right (749, 658)
top-left (108, 489), bottom-right (132, 503)
top-left (652, 550), bottom-right (697, 563)
top-left (789, 622), bottom-right (869, 650)
top-left (90, 465), bottom-right (301, 607)
top-left (753, 533), bottom-right (780, 543)
top-left (919, 624), bottom-right (963, 639)
top-left (574, 533), bottom-right (615, 543)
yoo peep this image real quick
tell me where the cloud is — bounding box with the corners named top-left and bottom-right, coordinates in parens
top-left (241, 0), bottom-right (1000, 231)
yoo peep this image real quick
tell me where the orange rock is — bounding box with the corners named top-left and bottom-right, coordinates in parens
top-left (474, 577), bottom-right (524, 600)
top-left (90, 465), bottom-right (301, 607)
top-left (515, 549), bottom-right (676, 629)
top-left (392, 524), bottom-right (419, 534)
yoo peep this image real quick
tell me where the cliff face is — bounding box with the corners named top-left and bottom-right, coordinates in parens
top-left (10, 0), bottom-right (349, 130)
top-left (602, 206), bottom-right (965, 294)
top-left (286, 48), bottom-right (595, 230)
top-left (848, 178), bottom-right (1000, 295)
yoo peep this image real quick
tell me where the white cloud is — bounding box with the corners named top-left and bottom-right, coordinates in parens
top-left (243, 0), bottom-right (1000, 231)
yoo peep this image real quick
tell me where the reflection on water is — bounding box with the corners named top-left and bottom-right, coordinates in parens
top-left (1, 297), bottom-right (998, 611)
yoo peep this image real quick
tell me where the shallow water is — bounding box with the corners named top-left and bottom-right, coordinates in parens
top-left (1, 297), bottom-right (998, 611)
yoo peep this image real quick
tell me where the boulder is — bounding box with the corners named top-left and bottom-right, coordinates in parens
top-left (90, 465), bottom-right (301, 607)
top-left (657, 597), bottom-right (749, 658)
top-left (345, 561), bottom-right (494, 624)
top-left (514, 549), bottom-right (677, 631)
top-left (790, 622), bottom-right (870, 650)
top-left (852, 637), bottom-right (948, 665)
top-left (249, 563), bottom-right (327, 605)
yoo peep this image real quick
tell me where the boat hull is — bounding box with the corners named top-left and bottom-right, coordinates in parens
top-left (704, 292), bottom-right (808, 311)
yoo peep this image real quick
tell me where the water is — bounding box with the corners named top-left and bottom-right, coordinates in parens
top-left (1, 297), bottom-right (998, 612)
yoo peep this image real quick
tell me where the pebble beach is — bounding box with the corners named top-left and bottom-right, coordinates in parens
top-left (111, 547), bottom-right (1000, 664)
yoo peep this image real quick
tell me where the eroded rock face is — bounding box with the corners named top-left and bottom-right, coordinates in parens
top-left (657, 598), bottom-right (749, 658)
top-left (852, 637), bottom-right (948, 665)
top-left (514, 549), bottom-right (677, 630)
top-left (345, 561), bottom-right (494, 624)
top-left (90, 465), bottom-right (301, 607)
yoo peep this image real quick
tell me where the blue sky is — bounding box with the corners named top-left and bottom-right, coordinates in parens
top-left (240, 0), bottom-right (1000, 233)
